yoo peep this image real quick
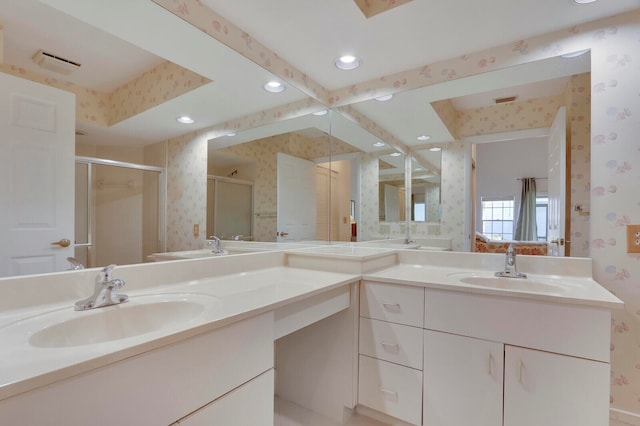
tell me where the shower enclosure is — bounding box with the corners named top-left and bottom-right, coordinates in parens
top-left (74, 157), bottom-right (165, 268)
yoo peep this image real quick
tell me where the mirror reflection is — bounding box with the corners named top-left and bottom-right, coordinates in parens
top-left (206, 111), bottom-right (359, 243)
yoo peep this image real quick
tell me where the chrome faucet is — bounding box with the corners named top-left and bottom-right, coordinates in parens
top-left (74, 264), bottom-right (129, 310)
top-left (495, 243), bottom-right (527, 278)
top-left (207, 235), bottom-right (227, 254)
top-left (66, 257), bottom-right (85, 270)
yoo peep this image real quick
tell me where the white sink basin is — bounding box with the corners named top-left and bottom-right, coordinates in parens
top-left (24, 293), bottom-right (218, 348)
top-left (447, 272), bottom-right (566, 294)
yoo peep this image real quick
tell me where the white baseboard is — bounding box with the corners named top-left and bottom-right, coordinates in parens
top-left (611, 408), bottom-right (640, 425)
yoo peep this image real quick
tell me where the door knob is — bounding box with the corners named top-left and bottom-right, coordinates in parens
top-left (51, 238), bottom-right (71, 248)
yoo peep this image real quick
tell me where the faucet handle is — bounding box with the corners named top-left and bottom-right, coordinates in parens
top-left (101, 264), bottom-right (116, 282)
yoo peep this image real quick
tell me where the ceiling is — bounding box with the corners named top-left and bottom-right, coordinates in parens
top-left (1, 0), bottom-right (637, 148)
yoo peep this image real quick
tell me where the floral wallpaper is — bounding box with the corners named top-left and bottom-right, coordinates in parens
top-left (166, 131), bottom-right (207, 251)
top-left (109, 61), bottom-right (210, 125)
top-left (0, 63), bottom-right (110, 126)
top-left (456, 93), bottom-right (564, 137)
top-left (567, 73), bottom-right (591, 259)
top-left (0, 60), bottom-right (209, 128)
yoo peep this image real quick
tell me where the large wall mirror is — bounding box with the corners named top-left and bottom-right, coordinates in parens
top-left (0, 0), bottom-right (594, 278)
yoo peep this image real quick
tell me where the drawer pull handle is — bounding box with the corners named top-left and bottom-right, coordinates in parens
top-left (488, 353), bottom-right (493, 375)
top-left (519, 359), bottom-right (525, 385)
top-left (381, 302), bottom-right (401, 311)
top-left (379, 386), bottom-right (398, 400)
top-left (381, 341), bottom-right (400, 353)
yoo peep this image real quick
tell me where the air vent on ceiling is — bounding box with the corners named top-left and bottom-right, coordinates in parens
top-left (494, 96), bottom-right (518, 104)
top-left (32, 50), bottom-right (81, 75)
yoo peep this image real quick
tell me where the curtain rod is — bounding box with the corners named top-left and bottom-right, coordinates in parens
top-left (517, 177), bottom-right (548, 180)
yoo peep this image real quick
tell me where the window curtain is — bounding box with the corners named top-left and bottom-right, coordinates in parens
top-left (514, 177), bottom-right (537, 241)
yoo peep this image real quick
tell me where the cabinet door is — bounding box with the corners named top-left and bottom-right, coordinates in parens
top-left (504, 346), bottom-right (609, 426)
top-left (423, 330), bottom-right (503, 426)
top-left (178, 369), bottom-right (274, 426)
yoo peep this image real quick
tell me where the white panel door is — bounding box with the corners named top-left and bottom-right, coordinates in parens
top-left (277, 152), bottom-right (316, 241)
top-left (0, 73), bottom-right (75, 277)
top-left (547, 106), bottom-right (566, 256)
top-left (504, 345), bottom-right (610, 426)
top-left (423, 330), bottom-right (503, 426)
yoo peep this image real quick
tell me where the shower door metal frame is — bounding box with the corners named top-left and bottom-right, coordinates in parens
top-left (75, 156), bottom-right (166, 266)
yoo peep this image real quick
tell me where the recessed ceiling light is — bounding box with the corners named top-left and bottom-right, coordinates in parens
top-left (390, 152), bottom-right (402, 157)
top-left (177, 116), bottom-right (194, 124)
top-left (417, 135), bottom-right (431, 141)
top-left (312, 110), bottom-right (328, 116)
top-left (264, 80), bottom-right (285, 93)
top-left (375, 94), bottom-right (393, 102)
top-left (429, 147), bottom-right (442, 152)
top-left (335, 55), bottom-right (361, 71)
top-left (373, 142), bottom-right (385, 147)
top-left (572, 0), bottom-right (597, 4)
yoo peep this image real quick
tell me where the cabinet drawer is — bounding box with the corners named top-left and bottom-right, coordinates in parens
top-left (178, 369), bottom-right (274, 425)
top-left (361, 282), bottom-right (424, 327)
top-left (359, 317), bottom-right (423, 370)
top-left (358, 355), bottom-right (422, 425)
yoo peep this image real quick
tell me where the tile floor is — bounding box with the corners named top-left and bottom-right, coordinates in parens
top-left (275, 398), bottom-right (389, 426)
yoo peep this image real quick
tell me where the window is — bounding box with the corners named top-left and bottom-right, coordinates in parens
top-left (481, 198), bottom-right (514, 240)
top-left (535, 196), bottom-right (548, 241)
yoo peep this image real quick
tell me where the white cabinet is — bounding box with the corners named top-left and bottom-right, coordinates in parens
top-left (358, 282), bottom-right (424, 424)
top-left (357, 282), bottom-right (612, 426)
top-left (358, 355), bottom-right (423, 425)
top-left (423, 330), bottom-right (503, 426)
top-left (504, 346), bottom-right (610, 426)
top-left (178, 369), bottom-right (274, 426)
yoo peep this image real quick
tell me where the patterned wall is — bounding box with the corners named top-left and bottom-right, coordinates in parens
top-left (567, 73), bottom-right (591, 258)
top-left (456, 93), bottom-right (564, 137)
top-left (166, 131), bottom-right (207, 251)
top-left (0, 60), bottom-right (209, 128)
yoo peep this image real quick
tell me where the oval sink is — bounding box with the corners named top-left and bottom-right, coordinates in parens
top-left (28, 294), bottom-right (217, 348)
top-left (447, 273), bottom-right (566, 294)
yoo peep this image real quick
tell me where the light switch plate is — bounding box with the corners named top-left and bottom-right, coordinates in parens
top-left (193, 223), bottom-right (199, 238)
top-left (626, 224), bottom-right (640, 253)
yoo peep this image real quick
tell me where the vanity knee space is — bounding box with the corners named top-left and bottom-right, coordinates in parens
top-left (357, 281), bottom-right (612, 426)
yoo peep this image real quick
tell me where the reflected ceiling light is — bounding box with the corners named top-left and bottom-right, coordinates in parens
top-left (375, 94), bottom-right (393, 101)
top-left (176, 116), bottom-right (194, 124)
top-left (263, 80), bottom-right (285, 93)
top-left (429, 147), bottom-right (442, 152)
top-left (572, 0), bottom-right (597, 4)
top-left (226, 132), bottom-right (237, 137)
top-left (417, 135), bottom-right (431, 141)
top-left (390, 152), bottom-right (402, 157)
top-left (335, 55), bottom-right (361, 70)
top-left (313, 110), bottom-right (328, 116)
top-left (373, 141), bottom-right (385, 147)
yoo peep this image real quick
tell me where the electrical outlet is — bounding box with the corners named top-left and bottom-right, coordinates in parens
top-left (193, 223), bottom-right (199, 238)
top-left (626, 225), bottom-right (640, 253)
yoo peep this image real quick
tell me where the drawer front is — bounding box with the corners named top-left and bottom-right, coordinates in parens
top-left (361, 281), bottom-right (424, 327)
top-left (358, 355), bottom-right (422, 425)
top-left (359, 317), bottom-right (423, 370)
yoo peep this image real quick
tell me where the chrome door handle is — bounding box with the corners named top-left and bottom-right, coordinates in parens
top-left (550, 238), bottom-right (565, 246)
top-left (277, 231), bottom-right (289, 237)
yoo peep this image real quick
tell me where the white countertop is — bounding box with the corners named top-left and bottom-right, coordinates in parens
top-left (0, 265), bottom-right (358, 400)
top-left (0, 247), bottom-right (623, 402)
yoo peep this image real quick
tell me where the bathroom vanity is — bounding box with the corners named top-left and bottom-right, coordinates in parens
top-left (0, 246), bottom-right (621, 425)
